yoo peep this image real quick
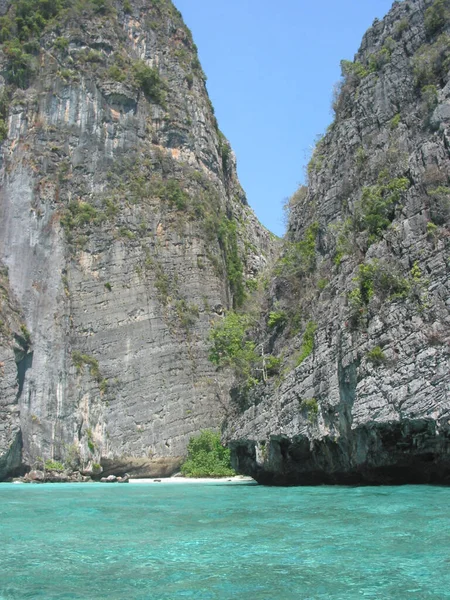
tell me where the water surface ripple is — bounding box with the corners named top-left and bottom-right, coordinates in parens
top-left (1, 483), bottom-right (449, 599)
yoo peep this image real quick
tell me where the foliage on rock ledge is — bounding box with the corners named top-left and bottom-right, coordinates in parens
top-left (208, 309), bottom-right (282, 396)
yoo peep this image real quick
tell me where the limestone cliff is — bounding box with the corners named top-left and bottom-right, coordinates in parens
top-left (0, 263), bottom-right (28, 479)
top-left (0, 0), bottom-right (273, 478)
top-left (227, 0), bottom-right (450, 484)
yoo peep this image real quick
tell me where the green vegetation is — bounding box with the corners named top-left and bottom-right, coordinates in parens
top-left (0, 0), bottom-right (69, 87)
top-left (118, 226), bottom-right (135, 240)
top-left (175, 299), bottom-right (199, 330)
top-left (265, 355), bottom-right (282, 376)
top-left (0, 0), bottom-right (165, 94)
top-left (245, 278), bottom-right (258, 292)
top-left (86, 428), bottom-right (96, 453)
top-left (132, 60), bottom-right (165, 104)
top-left (355, 146), bottom-right (367, 170)
top-left (64, 444), bottom-right (80, 469)
top-left (2, 0), bottom-right (64, 42)
top-left (356, 176), bottom-right (410, 243)
top-left (106, 158), bottom-right (247, 308)
top-left (159, 179), bottom-right (189, 210)
top-left (53, 36), bottom-right (69, 51)
top-left (104, 282), bottom-right (112, 292)
top-left (218, 217), bottom-right (245, 308)
top-left (154, 265), bottom-right (170, 305)
top-left (330, 218), bottom-right (353, 266)
top-left (268, 310), bottom-right (287, 330)
top-left (107, 63), bottom-right (126, 82)
top-left (209, 312), bottom-right (258, 380)
top-left (3, 39), bottom-right (35, 87)
top-left (413, 34), bottom-right (450, 88)
top-left (421, 84), bottom-right (439, 121)
top-left (81, 49), bottom-right (103, 64)
top-left (427, 221), bottom-right (438, 239)
top-left (20, 324), bottom-right (31, 346)
top-left (366, 346), bottom-right (387, 366)
top-left (368, 46), bottom-right (391, 72)
top-left (427, 185), bottom-right (450, 224)
top-left (300, 398), bottom-right (319, 423)
top-left (208, 311), bottom-right (281, 388)
top-left (390, 113), bottom-right (401, 129)
top-left (424, 0), bottom-right (450, 37)
top-left (0, 90), bottom-right (9, 142)
top-left (72, 351), bottom-right (101, 383)
top-left (181, 430), bottom-right (235, 478)
top-left (296, 321), bottom-right (317, 366)
top-left (348, 260), bottom-right (412, 326)
top-left (218, 131), bottom-right (231, 172)
top-left (340, 59), bottom-right (369, 81)
top-left (284, 186), bottom-right (308, 218)
top-left (277, 222), bottom-right (319, 279)
top-left (61, 201), bottom-right (104, 231)
top-left (393, 18), bottom-right (409, 39)
top-left (44, 459), bottom-right (65, 472)
top-left (307, 151), bottom-right (324, 177)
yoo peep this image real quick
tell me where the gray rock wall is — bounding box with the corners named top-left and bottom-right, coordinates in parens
top-left (227, 0), bottom-right (450, 485)
top-left (0, 265), bottom-right (26, 479)
top-left (0, 0), bottom-right (273, 478)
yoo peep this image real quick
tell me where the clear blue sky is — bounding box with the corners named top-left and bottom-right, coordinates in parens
top-left (173, 0), bottom-right (395, 236)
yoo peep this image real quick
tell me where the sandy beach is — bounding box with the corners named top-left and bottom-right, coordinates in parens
top-left (129, 475), bottom-right (256, 485)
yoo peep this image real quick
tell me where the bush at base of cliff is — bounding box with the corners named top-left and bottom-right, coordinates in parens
top-left (181, 431), bottom-right (235, 478)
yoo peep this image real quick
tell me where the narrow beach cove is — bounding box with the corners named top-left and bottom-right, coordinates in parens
top-left (1, 483), bottom-right (449, 599)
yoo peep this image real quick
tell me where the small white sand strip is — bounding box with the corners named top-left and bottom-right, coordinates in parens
top-left (129, 475), bottom-right (255, 484)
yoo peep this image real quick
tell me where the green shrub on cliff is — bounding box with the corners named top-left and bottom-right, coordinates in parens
top-left (44, 459), bottom-right (64, 472)
top-left (413, 34), bottom-right (450, 88)
top-left (340, 59), bottom-right (369, 81)
top-left (424, 0), bottom-right (450, 37)
top-left (208, 312), bottom-right (258, 379)
top-left (132, 60), bottom-right (165, 104)
top-left (3, 40), bottom-right (34, 87)
top-left (356, 176), bottom-right (410, 243)
top-left (181, 430), bottom-right (235, 478)
top-left (267, 310), bottom-right (287, 330)
top-left (277, 221), bottom-right (319, 278)
top-left (208, 311), bottom-right (282, 387)
top-left (366, 346), bottom-right (387, 366)
top-left (300, 397), bottom-right (319, 423)
top-left (348, 260), bottom-right (411, 327)
top-left (72, 351), bottom-right (102, 382)
top-left (296, 320), bottom-right (317, 366)
top-left (217, 217), bottom-right (245, 308)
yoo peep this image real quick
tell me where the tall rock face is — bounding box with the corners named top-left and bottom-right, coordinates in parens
top-left (0, 0), bottom-right (273, 478)
top-left (227, 0), bottom-right (450, 485)
top-left (0, 264), bottom-right (28, 479)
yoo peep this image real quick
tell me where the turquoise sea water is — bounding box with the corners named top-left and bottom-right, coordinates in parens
top-left (1, 483), bottom-right (450, 600)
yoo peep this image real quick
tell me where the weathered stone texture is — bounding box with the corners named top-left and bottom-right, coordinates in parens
top-left (227, 0), bottom-right (450, 485)
top-left (0, 265), bottom-right (26, 479)
top-left (0, 0), bottom-right (273, 478)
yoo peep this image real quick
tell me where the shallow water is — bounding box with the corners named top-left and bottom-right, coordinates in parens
top-left (1, 483), bottom-right (449, 599)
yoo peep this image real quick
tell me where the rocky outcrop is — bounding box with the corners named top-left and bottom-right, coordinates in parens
top-left (0, 264), bottom-right (29, 480)
top-left (0, 0), bottom-right (273, 479)
top-left (226, 0), bottom-right (450, 485)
